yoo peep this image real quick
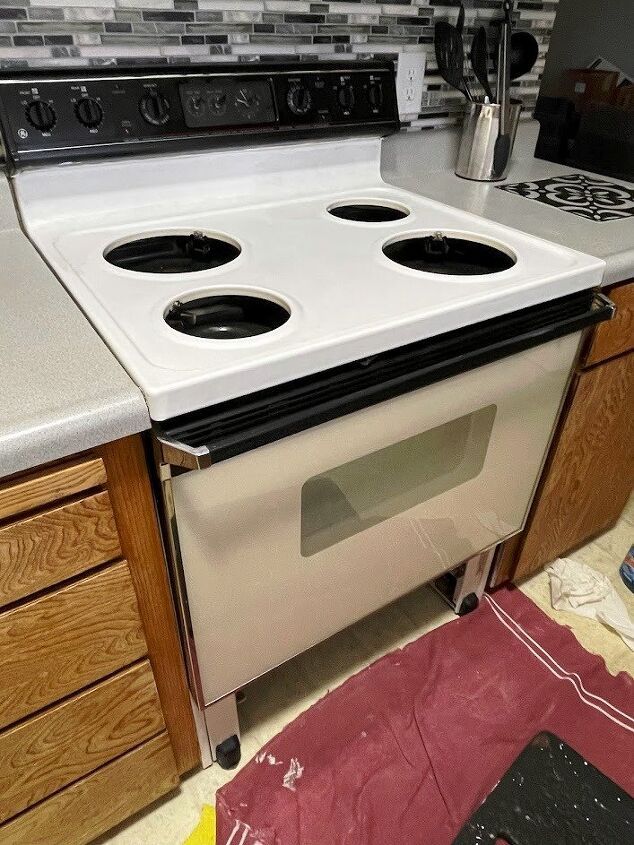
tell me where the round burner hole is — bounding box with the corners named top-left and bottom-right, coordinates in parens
top-left (165, 294), bottom-right (290, 340)
top-left (328, 202), bottom-right (409, 223)
top-left (105, 231), bottom-right (240, 274)
top-left (383, 232), bottom-right (516, 275)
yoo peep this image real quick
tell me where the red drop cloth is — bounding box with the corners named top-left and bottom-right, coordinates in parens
top-left (216, 587), bottom-right (634, 844)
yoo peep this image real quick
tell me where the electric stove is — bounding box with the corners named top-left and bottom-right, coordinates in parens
top-left (0, 63), bottom-right (610, 768)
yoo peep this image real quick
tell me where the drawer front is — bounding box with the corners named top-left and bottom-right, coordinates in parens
top-left (0, 458), bottom-right (106, 522)
top-left (0, 491), bottom-right (121, 608)
top-left (585, 281), bottom-right (634, 365)
top-left (0, 661), bottom-right (164, 824)
top-left (0, 561), bottom-right (147, 729)
top-left (0, 733), bottom-right (178, 845)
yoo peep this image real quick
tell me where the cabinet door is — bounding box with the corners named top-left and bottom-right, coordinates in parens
top-left (511, 352), bottom-right (634, 581)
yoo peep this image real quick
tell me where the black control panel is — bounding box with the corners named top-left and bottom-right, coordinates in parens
top-left (0, 62), bottom-right (399, 168)
top-left (180, 77), bottom-right (275, 129)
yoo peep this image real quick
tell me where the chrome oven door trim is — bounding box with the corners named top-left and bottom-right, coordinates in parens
top-left (157, 459), bottom-right (207, 710)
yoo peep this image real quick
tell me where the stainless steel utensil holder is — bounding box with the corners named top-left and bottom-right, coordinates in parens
top-left (455, 100), bottom-right (522, 181)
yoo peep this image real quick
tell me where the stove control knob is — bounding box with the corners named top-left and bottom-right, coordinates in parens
top-left (287, 84), bottom-right (312, 116)
top-left (368, 82), bottom-right (383, 110)
top-left (209, 92), bottom-right (227, 115)
top-left (75, 96), bottom-right (103, 128)
top-left (25, 99), bottom-right (56, 133)
top-left (139, 92), bottom-right (170, 126)
top-left (338, 84), bottom-right (355, 112)
top-left (186, 94), bottom-right (206, 117)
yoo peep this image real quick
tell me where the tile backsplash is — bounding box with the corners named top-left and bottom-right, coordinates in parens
top-left (0, 1), bottom-right (558, 127)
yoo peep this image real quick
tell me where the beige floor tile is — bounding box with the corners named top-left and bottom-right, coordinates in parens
top-left (621, 493), bottom-right (634, 524)
top-left (592, 511), bottom-right (634, 563)
top-left (239, 584), bottom-right (452, 746)
top-left (92, 782), bottom-right (201, 845)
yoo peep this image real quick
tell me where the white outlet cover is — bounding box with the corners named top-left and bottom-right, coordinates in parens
top-left (396, 51), bottom-right (426, 118)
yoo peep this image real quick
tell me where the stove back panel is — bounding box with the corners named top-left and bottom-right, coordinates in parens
top-left (0, 62), bottom-right (399, 169)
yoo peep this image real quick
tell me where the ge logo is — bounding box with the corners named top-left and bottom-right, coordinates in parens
top-left (18, 128), bottom-right (28, 139)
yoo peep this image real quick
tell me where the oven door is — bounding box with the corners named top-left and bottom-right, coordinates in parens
top-left (166, 342), bottom-right (573, 707)
top-left (160, 292), bottom-right (613, 707)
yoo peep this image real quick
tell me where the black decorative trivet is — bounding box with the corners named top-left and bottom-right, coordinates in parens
top-left (452, 732), bottom-right (634, 845)
top-left (498, 173), bottom-right (634, 222)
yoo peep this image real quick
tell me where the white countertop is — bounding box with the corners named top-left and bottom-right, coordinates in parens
top-left (382, 121), bottom-right (634, 286)
top-left (0, 171), bottom-right (149, 479)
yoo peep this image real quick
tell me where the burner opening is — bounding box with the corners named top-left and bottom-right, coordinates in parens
top-left (165, 294), bottom-right (290, 339)
top-left (328, 202), bottom-right (409, 223)
top-left (105, 232), bottom-right (241, 274)
top-left (383, 232), bottom-right (516, 275)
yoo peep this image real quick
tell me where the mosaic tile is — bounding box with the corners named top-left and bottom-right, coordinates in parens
top-left (0, 0), bottom-right (559, 124)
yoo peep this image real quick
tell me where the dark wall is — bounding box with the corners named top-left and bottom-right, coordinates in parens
top-left (541, 0), bottom-right (634, 96)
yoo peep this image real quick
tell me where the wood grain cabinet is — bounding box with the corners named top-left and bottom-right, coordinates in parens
top-left (493, 279), bottom-right (634, 584)
top-left (0, 436), bottom-right (200, 845)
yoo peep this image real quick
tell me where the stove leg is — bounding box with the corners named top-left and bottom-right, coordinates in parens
top-left (433, 548), bottom-right (496, 615)
top-left (454, 548), bottom-right (495, 614)
top-left (204, 693), bottom-right (241, 769)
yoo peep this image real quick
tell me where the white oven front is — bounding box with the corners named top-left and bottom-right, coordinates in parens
top-left (169, 333), bottom-right (576, 703)
top-left (156, 290), bottom-right (613, 764)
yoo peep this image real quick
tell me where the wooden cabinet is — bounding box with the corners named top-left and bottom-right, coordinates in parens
top-left (0, 490), bottom-right (121, 606)
top-left (0, 436), bottom-right (200, 845)
top-left (493, 279), bottom-right (634, 584)
top-left (97, 436), bottom-right (200, 775)
top-left (585, 281), bottom-right (634, 365)
top-left (0, 735), bottom-right (178, 845)
top-left (503, 354), bottom-right (633, 581)
top-left (0, 661), bottom-right (164, 823)
top-left (0, 457), bottom-right (107, 521)
top-left (0, 562), bottom-right (146, 729)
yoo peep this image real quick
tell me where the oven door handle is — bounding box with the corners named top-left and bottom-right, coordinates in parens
top-left (156, 435), bottom-right (212, 470)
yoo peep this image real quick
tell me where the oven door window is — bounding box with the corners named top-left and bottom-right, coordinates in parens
top-left (301, 405), bottom-right (496, 557)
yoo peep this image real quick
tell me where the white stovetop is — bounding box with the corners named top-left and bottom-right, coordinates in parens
top-left (14, 137), bottom-right (604, 420)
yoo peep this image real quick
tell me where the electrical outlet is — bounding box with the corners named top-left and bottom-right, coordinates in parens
top-left (396, 50), bottom-right (426, 118)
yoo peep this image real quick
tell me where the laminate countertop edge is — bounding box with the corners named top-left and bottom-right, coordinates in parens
top-left (381, 120), bottom-right (634, 287)
top-left (0, 172), bottom-right (150, 480)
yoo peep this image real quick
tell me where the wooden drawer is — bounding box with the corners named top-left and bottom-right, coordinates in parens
top-left (0, 733), bottom-right (178, 845)
top-left (0, 561), bottom-right (147, 729)
top-left (0, 661), bottom-right (164, 824)
top-left (585, 280), bottom-right (634, 365)
top-left (0, 491), bottom-right (121, 608)
top-left (0, 457), bottom-right (107, 522)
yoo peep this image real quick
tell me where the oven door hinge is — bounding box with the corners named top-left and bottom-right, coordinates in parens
top-left (156, 435), bottom-right (212, 471)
